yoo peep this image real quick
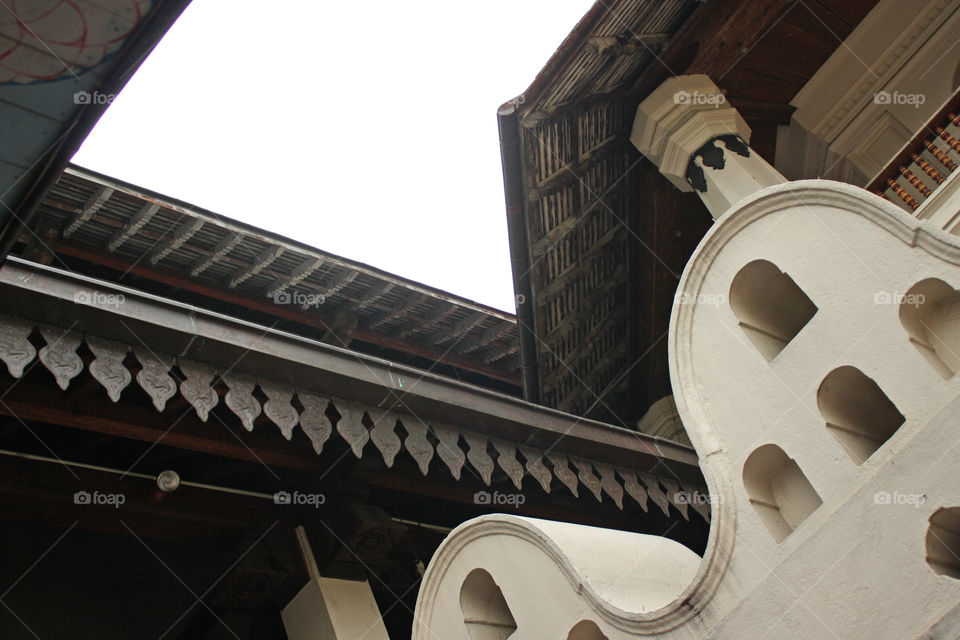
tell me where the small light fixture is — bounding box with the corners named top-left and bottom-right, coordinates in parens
top-left (157, 470), bottom-right (180, 493)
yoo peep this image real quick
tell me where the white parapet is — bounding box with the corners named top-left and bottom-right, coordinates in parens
top-left (411, 178), bottom-right (960, 639)
top-left (412, 514), bottom-right (701, 640)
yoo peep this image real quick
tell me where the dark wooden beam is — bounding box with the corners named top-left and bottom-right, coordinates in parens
top-left (0, 453), bottom-right (298, 544)
top-left (0, 379), bottom-right (324, 472)
top-left (626, 155), bottom-right (713, 418)
top-left (725, 97), bottom-right (797, 126)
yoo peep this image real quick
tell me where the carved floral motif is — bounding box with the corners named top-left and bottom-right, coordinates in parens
top-left (38, 325), bottom-right (83, 390)
top-left (86, 336), bottom-right (131, 402)
top-left (0, 314), bottom-right (36, 378)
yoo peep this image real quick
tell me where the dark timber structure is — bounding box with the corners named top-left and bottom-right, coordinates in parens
top-left (0, 0), bottom-right (890, 638)
top-left (500, 0), bottom-right (881, 426)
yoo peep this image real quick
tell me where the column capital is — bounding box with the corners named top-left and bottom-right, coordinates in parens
top-left (631, 75), bottom-right (785, 218)
top-left (630, 75), bottom-right (751, 192)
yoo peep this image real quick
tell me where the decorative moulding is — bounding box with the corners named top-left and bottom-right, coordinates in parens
top-left (571, 458), bottom-right (603, 502)
top-left (618, 468), bottom-right (649, 512)
top-left (519, 445), bottom-right (552, 493)
top-left (134, 348), bottom-right (177, 412)
top-left (463, 431), bottom-right (494, 486)
top-left (0, 315), bottom-right (709, 525)
top-left (86, 335), bottom-right (131, 402)
top-left (631, 74), bottom-right (751, 192)
top-left (546, 452), bottom-right (579, 497)
top-left (791, 0), bottom-right (955, 139)
top-left (369, 408), bottom-right (402, 468)
top-left (492, 438), bottom-right (525, 491)
top-left (260, 380), bottom-right (299, 440)
top-left (335, 398), bottom-right (369, 458)
top-left (0, 314), bottom-right (35, 378)
top-left (432, 422), bottom-right (466, 480)
top-left (298, 391), bottom-right (332, 454)
top-left (594, 462), bottom-right (624, 510)
top-left (177, 358), bottom-right (219, 422)
top-left (38, 325), bottom-right (83, 391)
top-left (223, 372), bottom-right (261, 432)
top-left (639, 472), bottom-right (671, 517)
top-left (403, 418), bottom-right (434, 476)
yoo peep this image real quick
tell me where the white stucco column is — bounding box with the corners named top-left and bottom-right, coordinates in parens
top-left (630, 74), bottom-right (786, 219)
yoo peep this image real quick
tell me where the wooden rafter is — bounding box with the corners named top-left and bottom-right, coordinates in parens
top-left (228, 245), bottom-right (284, 289)
top-left (190, 231), bottom-right (243, 277)
top-left (63, 186), bottom-right (113, 239)
top-left (264, 255), bottom-right (326, 298)
top-left (106, 202), bottom-right (159, 252)
top-left (148, 217), bottom-right (204, 265)
top-left (50, 242), bottom-right (521, 384)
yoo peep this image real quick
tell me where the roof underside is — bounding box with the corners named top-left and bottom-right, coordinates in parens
top-left (18, 166), bottom-right (523, 392)
top-left (503, 0), bottom-right (881, 425)
top-left (507, 0), bottom-right (697, 423)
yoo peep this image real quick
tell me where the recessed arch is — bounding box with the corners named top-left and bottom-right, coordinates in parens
top-left (567, 619), bottom-right (609, 640)
top-left (818, 366), bottom-right (905, 465)
top-left (743, 444), bottom-right (822, 542)
top-left (927, 507), bottom-right (960, 579)
top-left (899, 278), bottom-right (960, 379)
top-left (729, 259), bottom-right (817, 361)
top-left (459, 568), bottom-right (517, 640)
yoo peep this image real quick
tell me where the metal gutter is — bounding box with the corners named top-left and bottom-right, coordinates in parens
top-left (498, 102), bottom-right (541, 404)
top-left (0, 256), bottom-right (701, 480)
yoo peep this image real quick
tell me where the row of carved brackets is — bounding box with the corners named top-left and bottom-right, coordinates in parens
top-left (0, 314), bottom-right (710, 523)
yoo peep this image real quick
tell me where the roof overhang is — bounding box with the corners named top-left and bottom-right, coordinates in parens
top-left (0, 255), bottom-right (703, 483)
top-left (0, 0), bottom-right (192, 259)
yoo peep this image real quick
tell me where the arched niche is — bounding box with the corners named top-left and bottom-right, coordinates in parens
top-left (729, 259), bottom-right (817, 361)
top-left (567, 619), bottom-right (609, 640)
top-left (899, 278), bottom-right (960, 379)
top-left (459, 568), bottom-right (517, 640)
top-left (818, 366), bottom-right (905, 465)
top-left (927, 507), bottom-right (960, 579)
top-left (743, 444), bottom-right (822, 543)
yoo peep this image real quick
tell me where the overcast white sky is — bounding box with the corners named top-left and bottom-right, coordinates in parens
top-left (72, 1), bottom-right (595, 313)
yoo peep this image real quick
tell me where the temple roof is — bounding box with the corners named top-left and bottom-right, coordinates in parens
top-left (21, 165), bottom-right (523, 393)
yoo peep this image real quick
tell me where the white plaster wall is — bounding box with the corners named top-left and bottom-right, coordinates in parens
top-left (670, 180), bottom-right (960, 637)
top-left (412, 516), bottom-right (702, 640)
top-left (412, 181), bottom-right (960, 640)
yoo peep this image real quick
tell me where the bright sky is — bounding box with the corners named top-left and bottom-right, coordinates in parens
top-left (73, 1), bottom-right (595, 313)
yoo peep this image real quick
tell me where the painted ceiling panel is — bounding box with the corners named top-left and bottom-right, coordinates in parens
top-left (0, 0), bottom-right (155, 237)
